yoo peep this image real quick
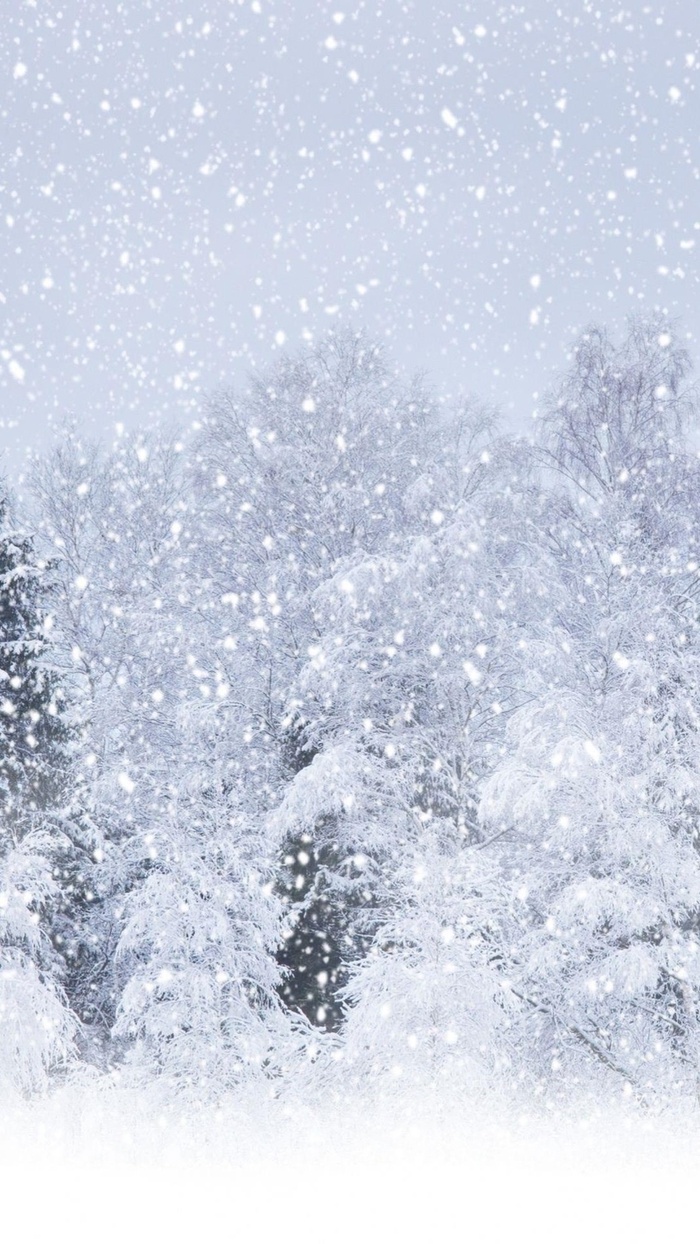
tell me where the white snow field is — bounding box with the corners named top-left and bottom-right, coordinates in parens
top-left (1, 1086), bottom-right (699, 1243)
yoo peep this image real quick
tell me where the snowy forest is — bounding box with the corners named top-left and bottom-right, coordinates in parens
top-left (3, 314), bottom-right (700, 1111)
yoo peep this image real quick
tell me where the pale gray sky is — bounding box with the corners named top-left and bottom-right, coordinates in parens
top-left (1, 0), bottom-right (699, 466)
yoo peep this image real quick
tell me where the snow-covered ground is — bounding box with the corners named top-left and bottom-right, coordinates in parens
top-left (2, 1083), bottom-right (699, 1243)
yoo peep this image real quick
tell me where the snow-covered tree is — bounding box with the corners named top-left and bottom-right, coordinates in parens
top-left (32, 430), bottom-right (295, 1092)
top-left (272, 409), bottom-right (525, 1083)
top-left (0, 498), bottom-right (75, 1092)
top-left (32, 431), bottom-right (191, 1053)
top-left (191, 329), bottom-right (438, 1027)
top-left (481, 317), bottom-right (700, 1101)
top-left (20, 316), bottom-right (700, 1109)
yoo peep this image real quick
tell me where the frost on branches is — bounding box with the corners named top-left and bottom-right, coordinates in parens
top-left (3, 318), bottom-right (700, 1109)
top-left (0, 502), bottom-right (75, 1092)
top-left (481, 318), bottom-right (700, 1102)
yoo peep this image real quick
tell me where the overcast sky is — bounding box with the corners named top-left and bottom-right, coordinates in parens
top-left (1, 0), bottom-right (699, 467)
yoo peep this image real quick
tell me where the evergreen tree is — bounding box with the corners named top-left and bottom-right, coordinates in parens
top-left (0, 496), bottom-right (75, 1092)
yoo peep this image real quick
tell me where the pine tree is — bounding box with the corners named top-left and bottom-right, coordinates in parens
top-left (0, 497), bottom-right (75, 1092)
